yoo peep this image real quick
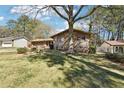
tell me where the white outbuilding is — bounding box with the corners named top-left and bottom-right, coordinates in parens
top-left (0, 36), bottom-right (29, 48)
top-left (100, 40), bottom-right (124, 53)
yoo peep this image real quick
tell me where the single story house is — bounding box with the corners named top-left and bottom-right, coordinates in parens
top-left (51, 29), bottom-right (92, 52)
top-left (100, 40), bottom-right (124, 53)
top-left (31, 38), bottom-right (53, 50)
top-left (0, 36), bottom-right (29, 48)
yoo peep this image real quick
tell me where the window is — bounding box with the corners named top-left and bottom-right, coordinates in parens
top-left (107, 48), bottom-right (109, 52)
top-left (115, 47), bottom-right (118, 52)
top-left (4, 43), bottom-right (12, 44)
top-left (82, 36), bottom-right (86, 40)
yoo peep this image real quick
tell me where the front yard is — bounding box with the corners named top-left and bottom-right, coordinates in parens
top-left (0, 48), bottom-right (124, 87)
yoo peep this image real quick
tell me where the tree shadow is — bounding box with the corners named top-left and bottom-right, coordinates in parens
top-left (40, 50), bottom-right (66, 67)
top-left (60, 55), bottom-right (124, 88)
top-left (27, 50), bottom-right (124, 87)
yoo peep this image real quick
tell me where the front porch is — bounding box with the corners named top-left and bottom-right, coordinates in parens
top-left (31, 38), bottom-right (53, 51)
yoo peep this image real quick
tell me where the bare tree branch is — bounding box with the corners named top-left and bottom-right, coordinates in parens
top-left (68, 5), bottom-right (73, 21)
top-left (61, 6), bottom-right (69, 15)
top-left (53, 5), bottom-right (69, 16)
top-left (23, 7), bottom-right (35, 14)
top-left (51, 6), bottom-right (68, 21)
top-left (34, 6), bottom-right (49, 20)
top-left (73, 5), bottom-right (84, 20)
top-left (74, 6), bottom-right (100, 23)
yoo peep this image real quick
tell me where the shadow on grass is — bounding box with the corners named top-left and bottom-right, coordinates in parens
top-left (60, 55), bottom-right (124, 88)
top-left (41, 50), bottom-right (66, 67)
top-left (28, 50), bottom-right (66, 67)
top-left (27, 50), bottom-right (124, 87)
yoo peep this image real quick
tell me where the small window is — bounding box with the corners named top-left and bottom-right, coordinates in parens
top-left (4, 43), bottom-right (12, 44)
top-left (107, 48), bottom-right (109, 52)
top-left (115, 47), bottom-right (118, 52)
top-left (82, 36), bottom-right (86, 40)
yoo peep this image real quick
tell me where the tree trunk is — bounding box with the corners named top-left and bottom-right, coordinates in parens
top-left (65, 22), bottom-right (73, 51)
top-left (107, 31), bottom-right (110, 40)
top-left (103, 31), bottom-right (106, 40)
top-left (65, 5), bottom-right (74, 53)
top-left (66, 21), bottom-right (74, 53)
top-left (117, 19), bottom-right (124, 40)
top-left (110, 32), bottom-right (115, 40)
top-left (117, 23), bottom-right (121, 40)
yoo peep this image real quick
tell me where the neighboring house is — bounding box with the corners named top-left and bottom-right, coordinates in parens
top-left (100, 40), bottom-right (124, 53)
top-left (0, 36), bottom-right (29, 48)
top-left (51, 29), bottom-right (92, 52)
top-left (31, 38), bottom-right (53, 50)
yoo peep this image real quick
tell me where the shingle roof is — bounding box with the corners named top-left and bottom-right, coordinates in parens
top-left (0, 36), bottom-right (29, 41)
top-left (31, 38), bottom-right (53, 42)
top-left (105, 40), bottom-right (124, 46)
top-left (50, 29), bottom-right (92, 38)
top-left (13, 36), bottom-right (29, 41)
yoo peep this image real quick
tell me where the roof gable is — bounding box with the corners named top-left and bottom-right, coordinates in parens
top-left (105, 40), bottom-right (124, 46)
top-left (51, 29), bottom-right (92, 38)
top-left (13, 36), bottom-right (29, 41)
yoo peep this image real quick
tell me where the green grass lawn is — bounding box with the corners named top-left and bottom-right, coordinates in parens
top-left (0, 48), bottom-right (124, 88)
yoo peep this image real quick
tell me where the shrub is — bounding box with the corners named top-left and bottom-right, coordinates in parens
top-left (31, 47), bottom-right (37, 52)
top-left (105, 53), bottom-right (124, 63)
top-left (105, 52), bottom-right (115, 59)
top-left (17, 47), bottom-right (27, 54)
top-left (89, 45), bottom-right (96, 54)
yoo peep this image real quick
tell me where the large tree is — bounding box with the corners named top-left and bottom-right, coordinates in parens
top-left (26, 5), bottom-right (100, 52)
top-left (0, 26), bottom-right (12, 38)
top-left (51, 6), bottom-right (100, 51)
top-left (32, 19), bottom-right (53, 39)
top-left (6, 15), bottom-right (53, 39)
top-left (92, 6), bottom-right (124, 41)
top-left (6, 15), bottom-right (33, 38)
